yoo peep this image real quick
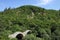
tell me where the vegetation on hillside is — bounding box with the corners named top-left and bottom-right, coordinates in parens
top-left (0, 5), bottom-right (60, 40)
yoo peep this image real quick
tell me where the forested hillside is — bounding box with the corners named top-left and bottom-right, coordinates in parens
top-left (0, 5), bottom-right (60, 40)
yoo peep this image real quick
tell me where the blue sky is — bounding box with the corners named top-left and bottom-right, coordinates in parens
top-left (0, 0), bottom-right (60, 11)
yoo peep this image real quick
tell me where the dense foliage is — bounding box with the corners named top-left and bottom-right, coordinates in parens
top-left (0, 5), bottom-right (60, 40)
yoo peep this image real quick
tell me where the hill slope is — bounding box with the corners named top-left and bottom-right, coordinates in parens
top-left (0, 5), bottom-right (60, 40)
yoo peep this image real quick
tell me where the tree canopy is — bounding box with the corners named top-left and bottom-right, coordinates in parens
top-left (0, 5), bottom-right (60, 40)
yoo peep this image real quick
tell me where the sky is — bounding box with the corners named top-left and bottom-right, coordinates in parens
top-left (0, 0), bottom-right (60, 11)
